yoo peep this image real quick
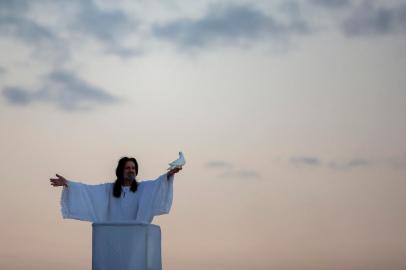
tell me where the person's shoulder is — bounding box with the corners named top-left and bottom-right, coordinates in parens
top-left (104, 182), bottom-right (114, 188)
top-left (138, 179), bottom-right (153, 186)
top-left (137, 178), bottom-right (159, 189)
top-left (101, 182), bottom-right (114, 193)
top-left (94, 181), bottom-right (113, 187)
top-left (91, 182), bottom-right (114, 191)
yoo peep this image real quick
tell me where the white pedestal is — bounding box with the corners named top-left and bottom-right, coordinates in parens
top-left (92, 222), bottom-right (162, 270)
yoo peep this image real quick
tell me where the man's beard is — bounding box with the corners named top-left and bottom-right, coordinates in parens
top-left (125, 174), bottom-right (135, 181)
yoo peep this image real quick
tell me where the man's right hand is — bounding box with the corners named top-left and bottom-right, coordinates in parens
top-left (50, 174), bottom-right (68, 187)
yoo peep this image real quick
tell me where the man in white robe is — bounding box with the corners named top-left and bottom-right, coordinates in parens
top-left (50, 156), bottom-right (181, 223)
top-left (50, 157), bottom-right (181, 270)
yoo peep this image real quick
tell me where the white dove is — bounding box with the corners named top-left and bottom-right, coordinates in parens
top-left (167, 152), bottom-right (186, 170)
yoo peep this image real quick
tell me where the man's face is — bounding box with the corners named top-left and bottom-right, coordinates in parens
top-left (123, 160), bottom-right (136, 180)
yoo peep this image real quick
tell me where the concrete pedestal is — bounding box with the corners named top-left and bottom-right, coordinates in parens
top-left (92, 222), bottom-right (162, 270)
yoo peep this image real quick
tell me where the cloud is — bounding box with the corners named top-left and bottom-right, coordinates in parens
top-left (2, 70), bottom-right (120, 111)
top-left (220, 170), bottom-right (261, 179)
top-left (104, 46), bottom-right (141, 58)
top-left (287, 154), bottom-right (376, 171)
top-left (0, 0), bottom-right (70, 62)
top-left (70, 0), bottom-right (138, 56)
top-left (290, 156), bottom-right (321, 166)
top-left (205, 159), bottom-right (260, 179)
top-left (0, 0), bottom-right (29, 14)
top-left (328, 158), bottom-right (371, 170)
top-left (205, 160), bottom-right (233, 169)
top-left (0, 13), bottom-right (57, 46)
top-left (0, 0), bottom-right (138, 60)
top-left (309, 0), bottom-right (351, 9)
top-left (4, 0), bottom-right (406, 62)
top-left (295, 1), bottom-right (406, 38)
top-left (152, 3), bottom-right (310, 49)
top-left (385, 155), bottom-right (406, 169)
top-left (0, 66), bottom-right (5, 74)
top-left (289, 155), bottom-right (373, 170)
top-left (2, 86), bottom-right (31, 105)
top-left (0, 0), bottom-right (52, 43)
top-left (341, 1), bottom-right (406, 36)
top-left (287, 155), bottom-right (406, 171)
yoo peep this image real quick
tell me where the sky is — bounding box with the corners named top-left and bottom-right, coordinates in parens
top-left (1, 0), bottom-right (406, 269)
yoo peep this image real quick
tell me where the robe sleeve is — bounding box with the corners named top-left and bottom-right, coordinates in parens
top-left (61, 180), bottom-right (110, 222)
top-left (151, 173), bottom-right (174, 216)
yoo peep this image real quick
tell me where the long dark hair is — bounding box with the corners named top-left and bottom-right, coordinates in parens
top-left (113, 157), bottom-right (139, 198)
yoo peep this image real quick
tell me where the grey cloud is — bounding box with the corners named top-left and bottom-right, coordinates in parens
top-left (221, 170), bottom-right (261, 179)
top-left (153, 3), bottom-right (310, 49)
top-left (290, 156), bottom-right (321, 166)
top-left (104, 45), bottom-right (142, 58)
top-left (341, 2), bottom-right (406, 36)
top-left (71, 0), bottom-right (137, 56)
top-left (287, 155), bottom-right (406, 171)
top-left (3, 0), bottom-right (406, 61)
top-left (0, 0), bottom-right (137, 60)
top-left (329, 158), bottom-right (371, 170)
top-left (310, 0), bottom-right (350, 8)
top-left (2, 86), bottom-right (31, 105)
top-left (297, 1), bottom-right (406, 38)
top-left (289, 156), bottom-right (372, 170)
top-left (0, 1), bottom-right (69, 62)
top-left (205, 160), bottom-right (260, 179)
top-left (0, 66), bottom-right (5, 74)
top-left (0, 0), bottom-right (29, 14)
top-left (0, 0), bottom-right (52, 43)
top-left (2, 70), bottom-right (120, 111)
top-left (73, 0), bottom-right (134, 41)
top-left (0, 16), bottom-right (57, 45)
top-left (385, 155), bottom-right (406, 169)
top-left (205, 160), bottom-right (233, 169)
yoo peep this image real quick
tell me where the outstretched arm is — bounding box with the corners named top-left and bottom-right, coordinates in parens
top-left (50, 174), bottom-right (109, 222)
top-left (50, 174), bottom-right (68, 187)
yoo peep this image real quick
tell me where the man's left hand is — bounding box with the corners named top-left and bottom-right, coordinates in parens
top-left (167, 167), bottom-right (182, 177)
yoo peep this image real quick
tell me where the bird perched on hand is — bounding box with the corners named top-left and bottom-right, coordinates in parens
top-left (168, 152), bottom-right (186, 170)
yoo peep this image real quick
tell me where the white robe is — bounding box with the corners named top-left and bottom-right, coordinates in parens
top-left (61, 173), bottom-right (174, 224)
